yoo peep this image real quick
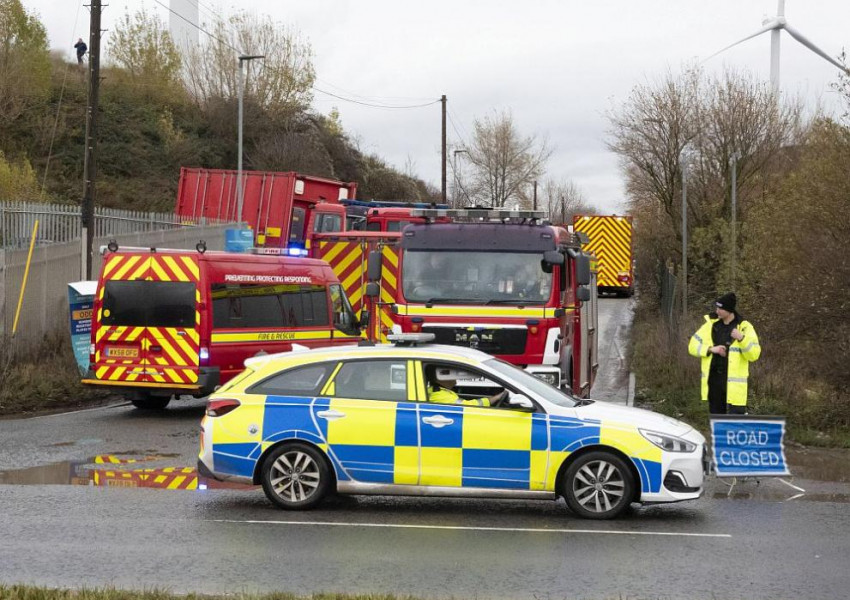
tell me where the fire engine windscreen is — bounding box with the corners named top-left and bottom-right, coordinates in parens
top-left (402, 251), bottom-right (551, 303)
top-left (102, 281), bottom-right (196, 327)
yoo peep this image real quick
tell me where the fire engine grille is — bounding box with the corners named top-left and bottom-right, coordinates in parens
top-left (422, 326), bottom-right (527, 355)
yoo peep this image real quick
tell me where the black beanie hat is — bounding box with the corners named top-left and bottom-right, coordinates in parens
top-left (715, 292), bottom-right (737, 312)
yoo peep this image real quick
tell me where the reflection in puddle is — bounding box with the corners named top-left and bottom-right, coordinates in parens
top-left (712, 491), bottom-right (850, 503)
top-left (0, 454), bottom-right (254, 492)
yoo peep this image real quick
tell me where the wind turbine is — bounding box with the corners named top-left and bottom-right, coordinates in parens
top-left (706, 0), bottom-right (848, 89)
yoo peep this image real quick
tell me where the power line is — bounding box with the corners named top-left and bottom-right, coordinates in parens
top-left (447, 108), bottom-right (470, 148)
top-left (313, 87), bottom-right (440, 109)
top-left (313, 78), bottom-right (437, 103)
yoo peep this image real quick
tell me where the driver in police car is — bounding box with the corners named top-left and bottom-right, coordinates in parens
top-left (425, 365), bottom-right (508, 407)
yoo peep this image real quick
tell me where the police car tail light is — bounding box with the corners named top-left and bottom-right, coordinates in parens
top-left (206, 398), bottom-right (241, 417)
top-left (639, 429), bottom-right (697, 453)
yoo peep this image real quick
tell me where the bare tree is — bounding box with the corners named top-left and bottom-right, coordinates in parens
top-left (464, 110), bottom-right (552, 208)
top-left (184, 11), bottom-right (315, 113)
top-left (540, 178), bottom-right (594, 224)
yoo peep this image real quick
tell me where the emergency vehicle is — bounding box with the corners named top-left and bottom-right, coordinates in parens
top-left (174, 167), bottom-right (355, 250)
top-left (572, 214), bottom-right (634, 297)
top-left (82, 243), bottom-right (363, 410)
top-left (313, 209), bottom-right (599, 397)
top-left (198, 337), bottom-right (707, 519)
top-left (342, 199), bottom-right (450, 232)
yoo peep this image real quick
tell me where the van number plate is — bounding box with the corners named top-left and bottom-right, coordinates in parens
top-left (106, 346), bottom-right (139, 358)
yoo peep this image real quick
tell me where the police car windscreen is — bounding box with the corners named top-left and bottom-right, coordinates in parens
top-left (403, 250), bottom-right (551, 303)
top-left (102, 281), bottom-right (195, 327)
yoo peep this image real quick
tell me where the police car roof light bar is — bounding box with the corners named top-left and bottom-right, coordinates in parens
top-left (386, 333), bottom-right (436, 346)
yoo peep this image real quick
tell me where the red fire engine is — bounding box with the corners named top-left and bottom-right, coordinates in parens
top-left (314, 208), bottom-right (599, 396)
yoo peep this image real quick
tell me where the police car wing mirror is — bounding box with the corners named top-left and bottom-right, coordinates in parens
top-left (543, 250), bottom-right (564, 265)
top-left (507, 394), bottom-right (534, 411)
top-left (576, 286), bottom-right (591, 302)
top-left (367, 250), bottom-right (382, 282)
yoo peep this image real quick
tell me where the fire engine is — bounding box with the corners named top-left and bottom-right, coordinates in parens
top-left (314, 208), bottom-right (599, 396)
top-left (573, 214), bottom-right (634, 297)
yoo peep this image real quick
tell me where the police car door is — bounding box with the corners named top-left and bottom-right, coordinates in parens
top-left (415, 362), bottom-right (546, 490)
top-left (318, 359), bottom-right (418, 485)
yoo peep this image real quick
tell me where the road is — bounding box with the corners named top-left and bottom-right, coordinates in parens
top-left (2, 395), bottom-right (850, 598)
top-left (590, 296), bottom-right (634, 404)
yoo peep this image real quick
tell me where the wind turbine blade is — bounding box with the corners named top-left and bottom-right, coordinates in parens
top-left (703, 20), bottom-right (783, 63)
top-left (783, 24), bottom-right (849, 72)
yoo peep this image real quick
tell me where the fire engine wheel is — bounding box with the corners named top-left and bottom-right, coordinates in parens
top-left (261, 443), bottom-right (330, 510)
top-left (562, 451), bottom-right (634, 520)
top-left (130, 394), bottom-right (171, 410)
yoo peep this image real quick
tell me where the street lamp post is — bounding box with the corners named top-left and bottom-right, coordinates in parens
top-left (729, 151), bottom-right (742, 286)
top-left (236, 54), bottom-right (265, 223)
top-left (680, 145), bottom-right (694, 323)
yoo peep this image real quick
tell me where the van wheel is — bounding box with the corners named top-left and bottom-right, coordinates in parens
top-left (130, 394), bottom-right (171, 410)
top-left (563, 451), bottom-right (634, 520)
top-left (261, 443), bottom-right (330, 510)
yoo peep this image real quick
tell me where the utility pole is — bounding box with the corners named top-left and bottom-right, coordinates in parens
top-left (532, 181), bottom-right (537, 211)
top-left (441, 95), bottom-right (447, 203)
top-left (81, 0), bottom-right (102, 279)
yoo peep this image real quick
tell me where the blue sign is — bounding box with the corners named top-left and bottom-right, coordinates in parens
top-left (710, 416), bottom-right (790, 477)
top-left (68, 281), bottom-right (98, 376)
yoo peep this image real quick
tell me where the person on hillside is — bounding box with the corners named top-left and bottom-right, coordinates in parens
top-left (425, 365), bottom-right (508, 407)
top-left (74, 38), bottom-right (87, 64)
top-left (688, 292), bottom-right (761, 414)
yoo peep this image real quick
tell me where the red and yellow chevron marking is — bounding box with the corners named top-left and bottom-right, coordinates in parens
top-left (317, 240), bottom-right (366, 313)
top-left (92, 253), bottom-right (200, 387)
top-left (377, 244), bottom-right (400, 342)
top-left (137, 467), bottom-right (198, 490)
top-left (573, 216), bottom-right (633, 289)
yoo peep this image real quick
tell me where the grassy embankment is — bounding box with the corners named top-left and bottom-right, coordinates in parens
top-left (0, 332), bottom-right (114, 417)
top-left (630, 303), bottom-right (850, 449)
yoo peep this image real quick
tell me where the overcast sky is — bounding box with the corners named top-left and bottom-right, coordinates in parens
top-left (27, 0), bottom-right (850, 213)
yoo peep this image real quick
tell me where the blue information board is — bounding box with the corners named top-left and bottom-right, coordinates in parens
top-left (710, 415), bottom-right (790, 477)
top-left (68, 281), bottom-right (97, 376)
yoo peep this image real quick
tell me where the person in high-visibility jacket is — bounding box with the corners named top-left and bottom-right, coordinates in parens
top-left (425, 365), bottom-right (508, 407)
top-left (688, 292), bottom-right (761, 414)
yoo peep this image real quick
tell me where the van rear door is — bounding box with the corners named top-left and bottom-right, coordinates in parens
top-left (145, 255), bottom-right (200, 387)
top-left (95, 254), bottom-right (152, 384)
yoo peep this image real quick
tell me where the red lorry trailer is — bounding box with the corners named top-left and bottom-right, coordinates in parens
top-left (385, 209), bottom-right (599, 396)
top-left (175, 167), bottom-right (356, 250)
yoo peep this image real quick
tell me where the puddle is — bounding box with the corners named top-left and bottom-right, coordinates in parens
top-left (784, 446), bottom-right (850, 483)
top-left (0, 454), bottom-right (254, 492)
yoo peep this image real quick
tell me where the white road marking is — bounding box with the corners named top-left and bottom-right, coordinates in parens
top-left (26, 402), bottom-right (130, 420)
top-left (209, 519), bottom-right (731, 538)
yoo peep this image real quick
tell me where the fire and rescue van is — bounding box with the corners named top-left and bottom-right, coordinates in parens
top-left (572, 214), bottom-right (634, 297)
top-left (313, 209), bottom-right (599, 397)
top-left (82, 244), bottom-right (363, 409)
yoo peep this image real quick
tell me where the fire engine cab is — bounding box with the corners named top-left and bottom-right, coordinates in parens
top-left (364, 209), bottom-right (599, 396)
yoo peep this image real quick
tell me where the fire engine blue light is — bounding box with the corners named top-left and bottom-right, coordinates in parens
top-left (287, 247), bottom-right (307, 257)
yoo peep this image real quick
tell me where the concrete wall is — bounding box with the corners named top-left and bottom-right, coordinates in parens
top-left (0, 225), bottom-right (232, 352)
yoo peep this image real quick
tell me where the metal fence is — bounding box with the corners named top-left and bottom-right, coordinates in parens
top-left (0, 202), bottom-right (231, 249)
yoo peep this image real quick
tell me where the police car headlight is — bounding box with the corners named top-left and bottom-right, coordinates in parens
top-left (640, 429), bottom-right (697, 453)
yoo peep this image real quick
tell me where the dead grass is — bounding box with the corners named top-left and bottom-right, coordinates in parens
top-left (0, 331), bottom-right (113, 417)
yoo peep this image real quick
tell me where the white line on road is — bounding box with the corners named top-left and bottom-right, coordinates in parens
top-left (209, 519), bottom-right (731, 538)
top-left (26, 402), bottom-right (130, 420)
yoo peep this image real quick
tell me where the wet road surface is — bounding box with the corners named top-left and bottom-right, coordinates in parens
top-left (590, 297), bottom-right (634, 404)
top-left (2, 400), bottom-right (850, 598)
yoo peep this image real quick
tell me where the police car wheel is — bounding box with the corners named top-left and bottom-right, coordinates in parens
top-left (261, 443), bottom-right (330, 510)
top-left (563, 451), bottom-right (634, 520)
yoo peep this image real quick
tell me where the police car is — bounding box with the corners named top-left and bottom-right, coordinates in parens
top-left (198, 335), bottom-right (706, 519)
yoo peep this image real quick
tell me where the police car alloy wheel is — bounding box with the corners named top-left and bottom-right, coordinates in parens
top-left (261, 443), bottom-right (330, 510)
top-left (563, 451), bottom-right (634, 520)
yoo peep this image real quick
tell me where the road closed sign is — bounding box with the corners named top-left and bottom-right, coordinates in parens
top-left (710, 415), bottom-right (790, 477)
